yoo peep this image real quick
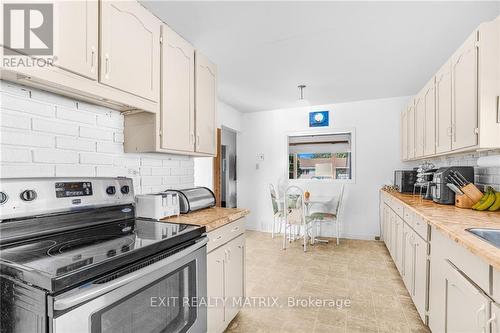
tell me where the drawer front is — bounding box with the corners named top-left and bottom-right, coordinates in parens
top-left (207, 218), bottom-right (245, 253)
top-left (403, 207), bottom-right (415, 229)
top-left (391, 200), bottom-right (404, 218)
top-left (412, 214), bottom-right (429, 241)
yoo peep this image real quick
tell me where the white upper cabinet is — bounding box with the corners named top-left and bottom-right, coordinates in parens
top-left (100, 0), bottom-right (161, 102)
top-left (401, 110), bottom-right (408, 161)
top-left (195, 52), bottom-right (217, 155)
top-left (401, 16), bottom-right (500, 160)
top-left (414, 93), bottom-right (425, 158)
top-left (160, 25), bottom-right (195, 153)
top-left (53, 1), bottom-right (98, 80)
top-left (451, 32), bottom-right (478, 150)
top-left (407, 102), bottom-right (416, 160)
top-left (435, 60), bottom-right (453, 154)
top-left (423, 78), bottom-right (436, 156)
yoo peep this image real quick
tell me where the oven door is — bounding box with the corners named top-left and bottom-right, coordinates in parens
top-left (51, 237), bottom-right (207, 333)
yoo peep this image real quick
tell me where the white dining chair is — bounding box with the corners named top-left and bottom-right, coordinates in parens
top-left (308, 185), bottom-right (346, 245)
top-left (269, 183), bottom-right (285, 238)
top-left (283, 185), bottom-right (313, 252)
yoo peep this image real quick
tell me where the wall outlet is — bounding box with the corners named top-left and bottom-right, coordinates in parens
top-left (256, 153), bottom-right (264, 161)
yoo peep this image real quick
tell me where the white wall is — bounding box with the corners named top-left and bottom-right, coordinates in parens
top-left (193, 101), bottom-right (243, 190)
top-left (238, 96), bottom-right (410, 240)
top-left (0, 81), bottom-right (194, 194)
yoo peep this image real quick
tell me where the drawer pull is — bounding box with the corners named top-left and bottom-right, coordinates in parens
top-left (231, 226), bottom-right (239, 232)
top-left (214, 235), bottom-right (223, 241)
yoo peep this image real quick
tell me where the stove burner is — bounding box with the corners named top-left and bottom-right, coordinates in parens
top-left (47, 235), bottom-right (136, 257)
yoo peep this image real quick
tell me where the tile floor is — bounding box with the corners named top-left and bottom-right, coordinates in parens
top-left (225, 231), bottom-right (431, 333)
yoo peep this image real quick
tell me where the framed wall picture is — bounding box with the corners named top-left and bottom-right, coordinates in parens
top-left (309, 111), bottom-right (329, 127)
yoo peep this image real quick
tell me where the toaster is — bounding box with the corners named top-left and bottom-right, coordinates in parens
top-left (135, 192), bottom-right (180, 220)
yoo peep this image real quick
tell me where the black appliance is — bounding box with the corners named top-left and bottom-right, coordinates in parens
top-left (431, 167), bottom-right (475, 204)
top-left (394, 170), bottom-right (418, 193)
top-left (0, 177), bottom-right (207, 333)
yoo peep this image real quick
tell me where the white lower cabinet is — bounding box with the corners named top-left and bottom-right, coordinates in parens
top-left (491, 303), bottom-right (500, 333)
top-left (207, 220), bottom-right (245, 333)
top-left (442, 261), bottom-right (490, 333)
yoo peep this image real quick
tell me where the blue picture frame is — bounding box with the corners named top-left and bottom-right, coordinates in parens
top-left (309, 111), bottom-right (329, 127)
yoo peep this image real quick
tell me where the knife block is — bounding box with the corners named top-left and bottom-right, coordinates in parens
top-left (455, 194), bottom-right (475, 209)
top-left (461, 184), bottom-right (484, 204)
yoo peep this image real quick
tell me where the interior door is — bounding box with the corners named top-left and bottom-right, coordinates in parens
top-left (451, 33), bottom-right (478, 150)
top-left (401, 110), bottom-right (408, 160)
top-left (53, 1), bottom-right (98, 80)
top-left (435, 61), bottom-right (453, 154)
top-left (161, 25), bottom-right (195, 152)
top-left (224, 235), bottom-right (245, 323)
top-left (100, 0), bottom-right (160, 102)
top-left (423, 79), bottom-right (436, 156)
top-left (407, 102), bottom-right (416, 159)
top-left (195, 52), bottom-right (217, 155)
top-left (443, 261), bottom-right (489, 333)
top-left (207, 247), bottom-right (225, 333)
top-left (414, 93), bottom-right (425, 158)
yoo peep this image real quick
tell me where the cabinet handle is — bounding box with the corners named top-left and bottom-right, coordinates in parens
top-left (496, 96), bottom-right (499, 123)
top-left (190, 132), bottom-right (194, 144)
top-left (476, 304), bottom-right (486, 330)
top-left (105, 54), bottom-right (110, 78)
top-left (196, 134), bottom-right (200, 148)
top-left (90, 47), bottom-right (96, 72)
top-left (226, 248), bottom-right (232, 261)
top-left (487, 313), bottom-right (496, 332)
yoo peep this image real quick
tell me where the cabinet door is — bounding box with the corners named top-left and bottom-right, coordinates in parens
top-left (195, 52), bottom-right (217, 155)
top-left (224, 235), bottom-right (245, 324)
top-left (403, 225), bottom-right (414, 291)
top-left (443, 262), bottom-right (489, 333)
top-left (401, 110), bottom-right (408, 161)
top-left (451, 33), bottom-right (478, 150)
top-left (395, 217), bottom-right (404, 274)
top-left (413, 234), bottom-right (427, 321)
top-left (383, 204), bottom-right (391, 248)
top-left (100, 0), bottom-right (160, 102)
top-left (390, 210), bottom-right (397, 259)
top-left (207, 247), bottom-right (226, 333)
top-left (435, 61), bottom-right (453, 154)
top-left (423, 79), bottom-right (436, 156)
top-left (414, 93), bottom-right (425, 158)
top-left (491, 303), bottom-right (500, 333)
top-left (53, 1), bottom-right (98, 80)
top-left (407, 102), bottom-right (416, 159)
top-left (161, 25), bottom-right (195, 152)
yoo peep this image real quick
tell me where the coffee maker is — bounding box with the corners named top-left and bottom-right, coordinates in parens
top-left (431, 166), bottom-right (474, 205)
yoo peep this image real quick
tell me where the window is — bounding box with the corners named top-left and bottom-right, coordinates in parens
top-left (287, 131), bottom-right (354, 181)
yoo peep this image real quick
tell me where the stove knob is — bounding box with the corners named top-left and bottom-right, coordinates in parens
top-left (106, 186), bottom-right (116, 195)
top-left (20, 190), bottom-right (37, 202)
top-left (0, 192), bottom-right (8, 205)
top-left (120, 185), bottom-right (130, 194)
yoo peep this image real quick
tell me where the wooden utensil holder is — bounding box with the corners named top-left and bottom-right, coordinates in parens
top-left (455, 194), bottom-right (475, 209)
top-left (461, 183), bottom-right (484, 204)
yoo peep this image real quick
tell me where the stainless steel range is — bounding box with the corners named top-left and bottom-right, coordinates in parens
top-left (0, 177), bottom-right (207, 333)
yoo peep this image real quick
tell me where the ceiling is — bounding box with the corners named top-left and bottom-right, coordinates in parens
top-left (142, 1), bottom-right (500, 112)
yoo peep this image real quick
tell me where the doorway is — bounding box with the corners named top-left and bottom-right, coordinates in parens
top-left (220, 127), bottom-right (237, 208)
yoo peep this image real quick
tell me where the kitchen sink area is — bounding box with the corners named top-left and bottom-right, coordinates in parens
top-left (467, 228), bottom-right (500, 249)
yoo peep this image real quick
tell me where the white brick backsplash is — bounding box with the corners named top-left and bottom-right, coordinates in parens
top-left (0, 111), bottom-right (31, 129)
top-left (96, 113), bottom-right (123, 129)
top-left (170, 167), bottom-right (185, 176)
top-left (97, 142), bottom-right (123, 154)
top-left (32, 118), bottom-right (79, 136)
top-left (0, 146), bottom-right (31, 162)
top-left (33, 149), bottom-right (78, 164)
top-left (141, 158), bottom-right (163, 167)
top-left (0, 81), bottom-right (194, 193)
top-left (0, 130), bottom-right (54, 148)
top-left (80, 153), bottom-right (114, 165)
top-left (79, 126), bottom-right (113, 141)
top-left (1, 93), bottom-right (55, 117)
top-left (151, 168), bottom-right (171, 176)
top-left (56, 165), bottom-right (95, 177)
top-left (96, 166), bottom-right (127, 177)
top-left (141, 176), bottom-right (163, 186)
top-left (1, 164), bottom-right (54, 177)
top-left (56, 137), bottom-right (95, 152)
top-left (56, 107), bottom-right (95, 125)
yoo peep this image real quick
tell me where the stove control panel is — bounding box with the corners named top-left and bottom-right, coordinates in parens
top-left (56, 182), bottom-right (93, 198)
top-left (0, 177), bottom-right (135, 220)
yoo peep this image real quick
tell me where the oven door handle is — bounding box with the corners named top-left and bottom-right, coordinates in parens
top-left (53, 237), bottom-right (208, 311)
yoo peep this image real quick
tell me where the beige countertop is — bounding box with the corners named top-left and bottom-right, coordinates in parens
top-left (161, 207), bottom-right (250, 232)
top-left (382, 190), bottom-right (500, 270)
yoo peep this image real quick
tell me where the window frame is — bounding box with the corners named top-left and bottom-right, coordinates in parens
top-left (284, 128), bottom-right (356, 184)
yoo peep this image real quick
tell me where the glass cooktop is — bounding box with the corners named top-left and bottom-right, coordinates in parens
top-left (0, 219), bottom-right (205, 292)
